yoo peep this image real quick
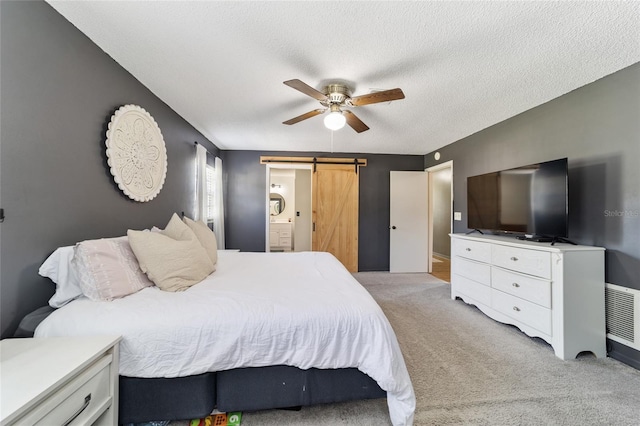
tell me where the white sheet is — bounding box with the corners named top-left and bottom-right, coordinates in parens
top-left (36, 251), bottom-right (415, 425)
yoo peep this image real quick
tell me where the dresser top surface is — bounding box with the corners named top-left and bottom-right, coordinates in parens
top-left (450, 233), bottom-right (605, 252)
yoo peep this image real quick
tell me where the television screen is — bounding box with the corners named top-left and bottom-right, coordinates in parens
top-left (467, 158), bottom-right (568, 238)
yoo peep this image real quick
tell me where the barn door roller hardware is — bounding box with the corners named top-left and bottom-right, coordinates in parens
top-left (260, 156), bottom-right (367, 174)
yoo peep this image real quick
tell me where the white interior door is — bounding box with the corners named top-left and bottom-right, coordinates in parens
top-left (390, 171), bottom-right (429, 273)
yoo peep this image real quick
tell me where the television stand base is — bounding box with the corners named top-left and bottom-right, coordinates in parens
top-left (465, 229), bottom-right (484, 235)
top-left (550, 236), bottom-right (577, 246)
top-left (515, 235), bottom-right (577, 245)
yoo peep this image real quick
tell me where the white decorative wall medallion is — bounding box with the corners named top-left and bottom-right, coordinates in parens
top-left (105, 105), bottom-right (167, 202)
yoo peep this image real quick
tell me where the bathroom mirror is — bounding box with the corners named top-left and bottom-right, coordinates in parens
top-left (270, 193), bottom-right (285, 216)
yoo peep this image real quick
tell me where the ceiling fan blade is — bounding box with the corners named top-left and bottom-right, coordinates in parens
top-left (283, 108), bottom-right (326, 125)
top-left (348, 88), bottom-right (405, 106)
top-left (344, 110), bottom-right (370, 133)
top-left (283, 79), bottom-right (328, 101)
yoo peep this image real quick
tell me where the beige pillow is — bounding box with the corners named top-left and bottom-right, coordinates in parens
top-left (72, 236), bottom-right (154, 301)
top-left (163, 213), bottom-right (198, 241)
top-left (128, 226), bottom-right (215, 292)
top-left (183, 216), bottom-right (218, 265)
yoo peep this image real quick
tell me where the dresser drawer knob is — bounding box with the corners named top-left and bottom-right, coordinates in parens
top-left (512, 283), bottom-right (520, 288)
top-left (465, 248), bottom-right (471, 251)
top-left (513, 306), bottom-right (521, 312)
top-left (510, 256), bottom-right (518, 261)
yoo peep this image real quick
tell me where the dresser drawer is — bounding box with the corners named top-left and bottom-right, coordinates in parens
top-left (491, 289), bottom-right (552, 335)
top-left (491, 267), bottom-right (551, 308)
top-left (279, 231), bottom-right (291, 238)
top-left (453, 257), bottom-right (491, 286)
top-left (20, 355), bottom-right (113, 426)
top-left (452, 274), bottom-right (491, 306)
top-left (452, 238), bottom-right (491, 263)
top-left (492, 244), bottom-right (551, 279)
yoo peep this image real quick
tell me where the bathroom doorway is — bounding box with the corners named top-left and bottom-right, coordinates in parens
top-left (265, 165), bottom-right (312, 253)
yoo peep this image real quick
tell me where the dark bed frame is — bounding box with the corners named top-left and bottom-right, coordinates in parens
top-left (119, 366), bottom-right (386, 424)
top-left (16, 307), bottom-right (386, 425)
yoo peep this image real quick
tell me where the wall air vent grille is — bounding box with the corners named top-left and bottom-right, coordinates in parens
top-left (605, 283), bottom-right (640, 350)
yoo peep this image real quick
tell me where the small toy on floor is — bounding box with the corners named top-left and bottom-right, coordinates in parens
top-left (189, 412), bottom-right (241, 426)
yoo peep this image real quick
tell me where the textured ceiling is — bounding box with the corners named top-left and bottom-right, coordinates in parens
top-left (47, 1), bottom-right (640, 155)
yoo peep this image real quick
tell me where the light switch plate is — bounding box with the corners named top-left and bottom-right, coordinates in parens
top-left (454, 212), bottom-right (462, 221)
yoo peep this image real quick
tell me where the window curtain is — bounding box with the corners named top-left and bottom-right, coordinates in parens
top-left (212, 157), bottom-right (226, 249)
top-left (194, 143), bottom-right (208, 222)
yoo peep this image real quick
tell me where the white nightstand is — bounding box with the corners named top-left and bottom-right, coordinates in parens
top-left (1, 335), bottom-right (121, 426)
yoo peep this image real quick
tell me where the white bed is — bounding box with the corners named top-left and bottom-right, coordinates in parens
top-left (36, 250), bottom-right (415, 425)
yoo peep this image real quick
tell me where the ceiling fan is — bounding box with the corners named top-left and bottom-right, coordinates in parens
top-left (282, 79), bottom-right (405, 133)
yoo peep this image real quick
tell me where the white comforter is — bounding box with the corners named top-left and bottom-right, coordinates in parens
top-left (36, 251), bottom-right (415, 425)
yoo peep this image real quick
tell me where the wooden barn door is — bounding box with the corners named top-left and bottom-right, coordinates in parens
top-left (312, 164), bottom-right (359, 272)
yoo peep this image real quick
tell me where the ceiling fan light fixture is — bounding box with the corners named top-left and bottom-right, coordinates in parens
top-left (283, 79), bottom-right (404, 133)
top-left (324, 108), bottom-right (346, 131)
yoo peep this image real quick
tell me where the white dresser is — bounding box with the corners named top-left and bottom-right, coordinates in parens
top-left (450, 234), bottom-right (606, 360)
top-left (1, 335), bottom-right (121, 426)
top-left (270, 222), bottom-right (292, 251)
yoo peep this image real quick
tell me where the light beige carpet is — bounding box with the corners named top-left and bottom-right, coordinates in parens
top-left (168, 272), bottom-right (640, 425)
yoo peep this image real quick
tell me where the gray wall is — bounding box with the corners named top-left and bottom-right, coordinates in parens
top-left (0, 1), bottom-right (219, 337)
top-left (222, 151), bottom-right (424, 271)
top-left (425, 62), bottom-right (640, 368)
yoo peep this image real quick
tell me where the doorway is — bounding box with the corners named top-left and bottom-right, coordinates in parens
top-left (266, 165), bottom-right (313, 253)
top-left (262, 156), bottom-right (365, 272)
top-left (427, 161), bottom-right (453, 282)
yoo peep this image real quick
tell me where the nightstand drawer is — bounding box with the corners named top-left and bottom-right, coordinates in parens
top-left (20, 355), bottom-right (113, 426)
top-left (492, 245), bottom-right (551, 279)
top-left (452, 238), bottom-right (491, 263)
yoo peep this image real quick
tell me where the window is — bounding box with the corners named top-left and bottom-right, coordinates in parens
top-left (195, 143), bottom-right (225, 248)
top-left (206, 164), bottom-right (215, 224)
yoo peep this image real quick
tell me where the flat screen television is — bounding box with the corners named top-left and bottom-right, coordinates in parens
top-left (467, 158), bottom-right (568, 240)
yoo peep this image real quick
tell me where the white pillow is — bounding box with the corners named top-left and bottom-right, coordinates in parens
top-left (72, 236), bottom-right (155, 301)
top-left (38, 246), bottom-right (83, 308)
